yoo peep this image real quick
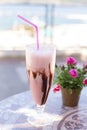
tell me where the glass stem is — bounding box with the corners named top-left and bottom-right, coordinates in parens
top-left (36, 104), bottom-right (45, 114)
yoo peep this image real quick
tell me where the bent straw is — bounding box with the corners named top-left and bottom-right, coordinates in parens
top-left (17, 15), bottom-right (39, 50)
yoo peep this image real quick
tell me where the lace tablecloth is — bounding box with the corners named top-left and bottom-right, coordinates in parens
top-left (0, 88), bottom-right (87, 130)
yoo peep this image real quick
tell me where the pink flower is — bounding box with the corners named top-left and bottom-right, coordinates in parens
top-left (83, 62), bottom-right (87, 69)
top-left (53, 84), bottom-right (61, 92)
top-left (66, 57), bottom-right (77, 65)
top-left (69, 69), bottom-right (78, 78)
top-left (83, 78), bottom-right (87, 85)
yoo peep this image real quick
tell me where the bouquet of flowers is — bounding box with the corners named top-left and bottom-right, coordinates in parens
top-left (54, 56), bottom-right (87, 93)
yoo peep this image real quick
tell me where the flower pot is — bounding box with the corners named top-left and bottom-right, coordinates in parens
top-left (61, 87), bottom-right (82, 107)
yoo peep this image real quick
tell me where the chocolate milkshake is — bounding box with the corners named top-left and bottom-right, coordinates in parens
top-left (26, 44), bottom-right (56, 105)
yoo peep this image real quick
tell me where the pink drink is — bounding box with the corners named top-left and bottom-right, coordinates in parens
top-left (26, 44), bottom-right (56, 105)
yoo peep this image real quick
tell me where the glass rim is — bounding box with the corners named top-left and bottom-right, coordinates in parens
top-left (25, 43), bottom-right (56, 50)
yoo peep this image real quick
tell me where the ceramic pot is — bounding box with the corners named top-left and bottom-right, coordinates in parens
top-left (61, 87), bottom-right (82, 107)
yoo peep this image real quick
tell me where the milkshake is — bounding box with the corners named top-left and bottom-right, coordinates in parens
top-left (26, 44), bottom-right (56, 105)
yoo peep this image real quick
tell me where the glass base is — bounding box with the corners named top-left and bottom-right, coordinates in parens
top-left (28, 112), bottom-right (54, 127)
top-left (27, 105), bottom-right (57, 127)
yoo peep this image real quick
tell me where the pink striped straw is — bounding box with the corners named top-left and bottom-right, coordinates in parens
top-left (17, 15), bottom-right (39, 50)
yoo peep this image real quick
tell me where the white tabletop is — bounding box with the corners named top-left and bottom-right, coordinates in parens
top-left (0, 88), bottom-right (87, 130)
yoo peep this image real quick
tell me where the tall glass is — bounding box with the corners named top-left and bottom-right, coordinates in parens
top-left (26, 44), bottom-right (56, 126)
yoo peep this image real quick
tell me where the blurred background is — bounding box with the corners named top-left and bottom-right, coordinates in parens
top-left (0, 0), bottom-right (87, 101)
